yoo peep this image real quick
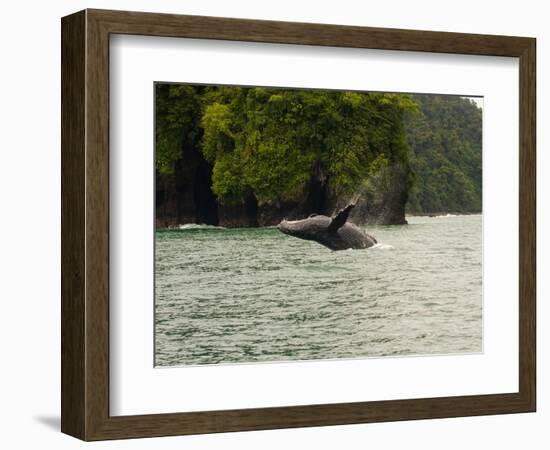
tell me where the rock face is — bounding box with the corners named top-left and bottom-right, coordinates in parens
top-left (155, 142), bottom-right (218, 228)
top-left (155, 154), bottom-right (409, 228)
top-left (336, 163), bottom-right (410, 226)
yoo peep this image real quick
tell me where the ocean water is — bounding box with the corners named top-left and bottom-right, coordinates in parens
top-left (155, 215), bottom-right (482, 366)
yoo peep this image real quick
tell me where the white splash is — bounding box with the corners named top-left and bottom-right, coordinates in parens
top-left (177, 223), bottom-right (225, 230)
top-left (371, 243), bottom-right (394, 250)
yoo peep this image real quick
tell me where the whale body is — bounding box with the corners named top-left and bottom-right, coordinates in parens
top-left (277, 204), bottom-right (377, 251)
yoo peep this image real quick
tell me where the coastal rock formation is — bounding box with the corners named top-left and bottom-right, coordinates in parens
top-left (155, 157), bottom-right (410, 228)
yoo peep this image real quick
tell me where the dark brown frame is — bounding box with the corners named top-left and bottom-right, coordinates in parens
top-left (61, 8), bottom-right (536, 441)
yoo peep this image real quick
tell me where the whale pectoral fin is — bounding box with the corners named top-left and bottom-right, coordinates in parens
top-left (328, 203), bottom-right (356, 233)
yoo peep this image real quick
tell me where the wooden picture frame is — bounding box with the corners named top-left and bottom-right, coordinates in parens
top-left (61, 8), bottom-right (536, 441)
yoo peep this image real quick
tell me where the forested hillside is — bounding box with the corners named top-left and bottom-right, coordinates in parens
top-left (405, 95), bottom-right (482, 214)
top-left (155, 84), bottom-right (415, 227)
top-left (155, 85), bottom-right (482, 228)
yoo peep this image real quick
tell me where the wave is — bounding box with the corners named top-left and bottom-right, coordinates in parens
top-left (176, 223), bottom-right (226, 230)
top-left (407, 213), bottom-right (481, 219)
top-left (371, 243), bottom-right (394, 250)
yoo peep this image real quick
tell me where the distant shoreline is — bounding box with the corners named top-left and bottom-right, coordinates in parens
top-left (406, 211), bottom-right (482, 218)
top-left (156, 212), bottom-right (483, 231)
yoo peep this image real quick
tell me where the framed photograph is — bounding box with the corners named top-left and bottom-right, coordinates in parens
top-left (61, 9), bottom-right (536, 441)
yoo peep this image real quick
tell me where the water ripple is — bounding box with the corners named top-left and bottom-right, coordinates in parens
top-left (155, 215), bottom-right (482, 366)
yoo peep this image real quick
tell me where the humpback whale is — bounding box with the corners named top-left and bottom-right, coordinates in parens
top-left (277, 204), bottom-right (377, 251)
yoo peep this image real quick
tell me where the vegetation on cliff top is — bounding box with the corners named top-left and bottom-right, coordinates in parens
top-left (157, 84), bottom-right (415, 207)
top-left (155, 84), bottom-right (482, 223)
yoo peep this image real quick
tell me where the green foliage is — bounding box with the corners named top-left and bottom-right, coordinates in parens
top-left (155, 84), bottom-right (481, 216)
top-left (200, 88), bottom-right (415, 205)
top-left (405, 95), bottom-right (482, 213)
top-left (155, 84), bottom-right (202, 176)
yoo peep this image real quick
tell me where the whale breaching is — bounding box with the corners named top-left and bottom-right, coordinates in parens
top-left (277, 203), bottom-right (377, 251)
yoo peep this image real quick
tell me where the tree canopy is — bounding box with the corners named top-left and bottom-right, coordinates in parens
top-left (405, 95), bottom-right (482, 213)
top-left (155, 84), bottom-right (482, 226)
top-left (156, 84), bottom-right (416, 207)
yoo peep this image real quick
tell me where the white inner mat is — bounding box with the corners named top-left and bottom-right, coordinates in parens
top-left (109, 34), bottom-right (519, 416)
